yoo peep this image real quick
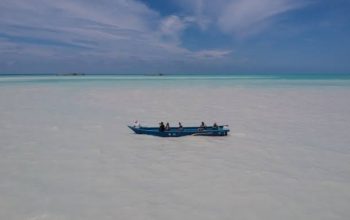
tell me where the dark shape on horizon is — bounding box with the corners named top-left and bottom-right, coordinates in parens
top-left (144, 73), bottom-right (165, 76)
top-left (56, 72), bottom-right (85, 76)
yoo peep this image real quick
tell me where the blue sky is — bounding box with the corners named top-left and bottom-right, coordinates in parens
top-left (0, 0), bottom-right (349, 74)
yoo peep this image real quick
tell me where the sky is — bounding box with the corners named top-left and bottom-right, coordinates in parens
top-left (0, 0), bottom-right (349, 74)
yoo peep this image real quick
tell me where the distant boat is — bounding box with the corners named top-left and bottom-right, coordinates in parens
top-left (56, 72), bottom-right (85, 76)
top-left (144, 73), bottom-right (165, 76)
top-left (128, 125), bottom-right (230, 137)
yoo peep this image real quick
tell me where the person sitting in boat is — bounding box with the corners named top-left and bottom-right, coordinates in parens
top-left (178, 122), bottom-right (183, 130)
top-left (213, 122), bottom-right (218, 129)
top-left (165, 122), bottom-right (170, 131)
top-left (159, 122), bottom-right (165, 132)
top-left (133, 120), bottom-right (141, 128)
top-left (198, 122), bottom-right (207, 131)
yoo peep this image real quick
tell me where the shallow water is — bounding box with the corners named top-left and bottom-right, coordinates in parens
top-left (1, 76), bottom-right (350, 220)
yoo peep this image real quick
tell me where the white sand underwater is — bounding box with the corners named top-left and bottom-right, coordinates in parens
top-left (1, 78), bottom-right (350, 220)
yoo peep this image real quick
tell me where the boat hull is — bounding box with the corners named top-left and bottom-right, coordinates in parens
top-left (128, 125), bottom-right (230, 137)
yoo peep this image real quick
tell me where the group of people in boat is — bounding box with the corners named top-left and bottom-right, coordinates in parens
top-left (133, 120), bottom-right (219, 132)
top-left (198, 122), bottom-right (218, 131)
top-left (159, 122), bottom-right (183, 132)
top-left (159, 121), bottom-right (218, 132)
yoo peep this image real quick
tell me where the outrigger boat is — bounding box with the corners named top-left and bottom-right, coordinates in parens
top-left (128, 125), bottom-right (230, 137)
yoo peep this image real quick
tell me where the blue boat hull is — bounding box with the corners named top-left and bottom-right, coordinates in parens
top-left (128, 125), bottom-right (230, 137)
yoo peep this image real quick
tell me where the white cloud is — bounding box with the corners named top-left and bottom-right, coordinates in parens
top-left (172, 0), bottom-right (309, 36)
top-left (194, 49), bottom-right (232, 59)
top-left (159, 15), bottom-right (186, 43)
top-left (218, 0), bottom-right (307, 35)
top-left (159, 15), bottom-right (196, 44)
top-left (0, 0), bottom-right (233, 73)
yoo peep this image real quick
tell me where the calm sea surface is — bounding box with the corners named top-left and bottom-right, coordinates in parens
top-left (1, 74), bottom-right (350, 87)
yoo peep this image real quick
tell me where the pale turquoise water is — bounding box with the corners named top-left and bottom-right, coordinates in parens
top-left (1, 74), bottom-right (350, 87)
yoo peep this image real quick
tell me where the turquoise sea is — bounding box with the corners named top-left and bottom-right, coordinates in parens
top-left (1, 73), bottom-right (350, 87)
